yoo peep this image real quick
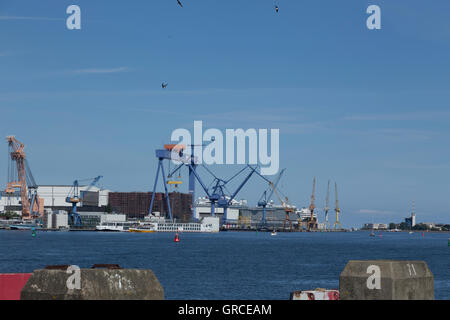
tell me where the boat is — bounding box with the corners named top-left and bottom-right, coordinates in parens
top-left (9, 224), bottom-right (41, 230)
top-left (271, 230), bottom-right (277, 236)
top-left (96, 221), bottom-right (136, 232)
top-left (370, 231), bottom-right (375, 237)
top-left (128, 224), bottom-right (156, 233)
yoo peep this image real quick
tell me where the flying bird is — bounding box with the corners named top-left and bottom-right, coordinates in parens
top-left (162, 82), bottom-right (168, 89)
top-left (177, 0), bottom-right (183, 7)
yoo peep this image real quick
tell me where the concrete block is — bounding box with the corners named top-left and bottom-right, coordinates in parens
top-left (20, 268), bottom-right (164, 300)
top-left (340, 260), bottom-right (434, 300)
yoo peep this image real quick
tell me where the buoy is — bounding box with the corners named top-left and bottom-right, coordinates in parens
top-left (422, 232), bottom-right (424, 237)
top-left (174, 232), bottom-right (180, 242)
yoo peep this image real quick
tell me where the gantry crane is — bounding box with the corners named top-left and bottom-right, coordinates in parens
top-left (333, 182), bottom-right (342, 230)
top-left (324, 180), bottom-right (330, 230)
top-left (149, 144), bottom-right (257, 223)
top-left (66, 176), bottom-right (103, 226)
top-left (5, 136), bottom-right (44, 219)
top-left (307, 177), bottom-right (318, 231)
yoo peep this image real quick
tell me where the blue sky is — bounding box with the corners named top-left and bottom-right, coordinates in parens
top-left (0, 1), bottom-right (449, 227)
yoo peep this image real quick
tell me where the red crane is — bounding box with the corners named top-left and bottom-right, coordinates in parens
top-left (5, 136), bottom-right (43, 219)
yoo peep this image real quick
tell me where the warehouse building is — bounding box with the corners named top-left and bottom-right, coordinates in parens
top-left (108, 191), bottom-right (193, 221)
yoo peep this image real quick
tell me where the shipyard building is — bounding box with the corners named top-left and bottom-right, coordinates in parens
top-left (1, 185), bottom-right (320, 229)
top-left (0, 185), bottom-right (110, 214)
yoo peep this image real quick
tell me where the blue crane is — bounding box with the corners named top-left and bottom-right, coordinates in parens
top-left (66, 175), bottom-right (103, 226)
top-left (257, 168), bottom-right (285, 230)
top-left (200, 165), bottom-right (258, 223)
top-left (149, 144), bottom-right (258, 224)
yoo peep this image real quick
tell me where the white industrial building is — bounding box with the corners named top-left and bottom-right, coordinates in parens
top-left (43, 210), bottom-right (69, 229)
top-left (364, 223), bottom-right (388, 230)
top-left (194, 197), bottom-right (244, 221)
top-left (0, 185), bottom-right (110, 214)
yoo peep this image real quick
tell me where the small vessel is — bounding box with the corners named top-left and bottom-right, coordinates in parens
top-left (409, 231), bottom-right (414, 234)
top-left (370, 231), bottom-right (375, 237)
top-left (129, 224), bottom-right (156, 233)
top-left (271, 230), bottom-right (277, 236)
top-left (9, 224), bottom-right (40, 231)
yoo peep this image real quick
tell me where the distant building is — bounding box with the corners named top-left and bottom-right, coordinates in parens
top-left (422, 222), bottom-right (435, 229)
top-left (364, 223), bottom-right (388, 230)
top-left (43, 210), bottom-right (69, 229)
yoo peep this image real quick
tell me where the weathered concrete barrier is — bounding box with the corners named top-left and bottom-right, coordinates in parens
top-left (339, 260), bottom-right (434, 300)
top-left (20, 267), bottom-right (164, 300)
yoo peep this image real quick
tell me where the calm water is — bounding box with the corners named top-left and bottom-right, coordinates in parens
top-left (0, 230), bottom-right (449, 300)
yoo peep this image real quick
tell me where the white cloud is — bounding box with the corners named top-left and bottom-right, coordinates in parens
top-left (71, 67), bottom-right (131, 75)
top-left (0, 16), bottom-right (64, 21)
top-left (358, 209), bottom-right (395, 215)
top-left (343, 111), bottom-right (450, 122)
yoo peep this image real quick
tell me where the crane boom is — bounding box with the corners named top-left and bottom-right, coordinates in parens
top-left (266, 169), bottom-right (285, 203)
top-left (324, 179), bottom-right (330, 229)
top-left (335, 182), bottom-right (339, 211)
top-left (269, 179), bottom-right (294, 231)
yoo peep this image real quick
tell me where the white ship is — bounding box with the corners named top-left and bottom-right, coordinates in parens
top-left (96, 221), bottom-right (136, 232)
top-left (138, 215), bottom-right (220, 233)
top-left (153, 216), bottom-right (220, 233)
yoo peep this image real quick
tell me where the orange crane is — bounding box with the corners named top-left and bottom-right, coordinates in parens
top-left (307, 177), bottom-right (318, 231)
top-left (5, 136), bottom-right (43, 219)
top-left (270, 182), bottom-right (294, 232)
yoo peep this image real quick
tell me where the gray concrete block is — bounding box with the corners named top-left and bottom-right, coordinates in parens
top-left (340, 260), bottom-right (434, 300)
top-left (20, 268), bottom-right (164, 300)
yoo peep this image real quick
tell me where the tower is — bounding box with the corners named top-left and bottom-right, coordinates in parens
top-left (411, 200), bottom-right (416, 227)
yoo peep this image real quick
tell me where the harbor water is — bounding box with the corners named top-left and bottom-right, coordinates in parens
top-left (0, 230), bottom-right (449, 300)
